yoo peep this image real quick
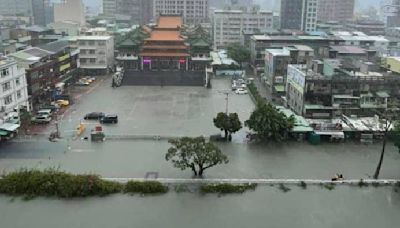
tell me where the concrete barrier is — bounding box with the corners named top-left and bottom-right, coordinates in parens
top-left (102, 177), bottom-right (400, 186)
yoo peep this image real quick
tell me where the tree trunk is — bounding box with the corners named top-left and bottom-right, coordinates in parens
top-left (228, 133), bottom-right (232, 141)
top-left (224, 129), bottom-right (228, 140)
top-left (373, 133), bottom-right (387, 179)
top-left (198, 168), bottom-right (204, 177)
top-left (191, 165), bottom-right (198, 176)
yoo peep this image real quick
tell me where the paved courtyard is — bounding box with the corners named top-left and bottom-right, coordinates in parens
top-left (0, 75), bottom-right (400, 180)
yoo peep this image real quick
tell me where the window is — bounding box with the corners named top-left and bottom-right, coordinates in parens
top-left (1, 68), bottom-right (9, 77)
top-left (2, 82), bottom-right (11, 92)
top-left (4, 95), bottom-right (12, 105)
top-left (17, 90), bottom-right (22, 99)
top-left (16, 77), bottom-right (21, 86)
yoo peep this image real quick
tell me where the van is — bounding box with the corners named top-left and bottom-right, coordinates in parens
top-left (100, 114), bottom-right (118, 124)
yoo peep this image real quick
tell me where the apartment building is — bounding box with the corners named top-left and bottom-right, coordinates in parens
top-left (286, 61), bottom-right (400, 118)
top-left (153, 0), bottom-right (209, 24)
top-left (54, 0), bottom-right (85, 26)
top-left (102, 0), bottom-right (153, 25)
top-left (76, 36), bottom-right (114, 75)
top-left (0, 56), bottom-right (29, 125)
top-left (265, 45), bottom-right (314, 99)
top-left (317, 0), bottom-right (354, 22)
top-left (213, 9), bottom-right (273, 49)
top-left (280, 0), bottom-right (318, 32)
top-left (0, 0), bottom-right (53, 26)
top-left (9, 40), bottom-right (79, 109)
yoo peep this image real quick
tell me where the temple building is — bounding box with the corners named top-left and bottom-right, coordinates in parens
top-left (140, 15), bottom-right (189, 71)
top-left (115, 15), bottom-right (211, 72)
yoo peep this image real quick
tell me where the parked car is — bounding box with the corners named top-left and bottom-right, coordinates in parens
top-left (32, 114), bottom-right (52, 124)
top-left (235, 88), bottom-right (248, 95)
top-left (83, 76), bottom-right (96, 83)
top-left (76, 79), bottom-right (90, 86)
top-left (40, 105), bottom-right (59, 112)
top-left (84, 112), bottom-right (105, 120)
top-left (56, 100), bottom-right (69, 107)
top-left (37, 109), bottom-right (53, 116)
top-left (100, 114), bottom-right (118, 124)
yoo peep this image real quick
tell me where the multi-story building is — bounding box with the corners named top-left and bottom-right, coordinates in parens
top-left (317, 0), bottom-right (354, 22)
top-left (286, 61), bottom-right (400, 118)
top-left (76, 36), bottom-right (114, 75)
top-left (265, 45), bottom-right (314, 99)
top-left (0, 56), bottom-right (29, 126)
top-left (54, 0), bottom-right (85, 26)
top-left (0, 0), bottom-right (52, 26)
top-left (250, 34), bottom-right (328, 74)
top-left (386, 0), bottom-right (400, 27)
top-left (9, 40), bottom-right (79, 109)
top-left (103, 0), bottom-right (153, 25)
top-left (0, 0), bottom-right (33, 19)
top-left (153, 0), bottom-right (209, 24)
top-left (212, 9), bottom-right (273, 49)
top-left (345, 19), bottom-right (385, 36)
top-left (280, 0), bottom-right (318, 32)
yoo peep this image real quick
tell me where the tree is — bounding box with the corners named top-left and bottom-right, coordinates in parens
top-left (245, 103), bottom-right (295, 141)
top-left (19, 109), bottom-right (32, 134)
top-left (213, 112), bottom-right (242, 141)
top-left (373, 107), bottom-right (400, 179)
top-left (166, 137), bottom-right (229, 177)
top-left (227, 43), bottom-right (250, 69)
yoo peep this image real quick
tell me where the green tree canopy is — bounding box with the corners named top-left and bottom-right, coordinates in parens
top-left (227, 43), bottom-right (250, 68)
top-left (213, 112), bottom-right (242, 141)
top-left (166, 137), bottom-right (229, 177)
top-left (19, 109), bottom-right (32, 134)
top-left (245, 103), bottom-right (295, 141)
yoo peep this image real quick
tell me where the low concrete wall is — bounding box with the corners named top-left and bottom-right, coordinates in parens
top-left (103, 177), bottom-right (399, 186)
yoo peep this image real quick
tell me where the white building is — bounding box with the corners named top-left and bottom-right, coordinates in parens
top-left (76, 36), bottom-right (115, 75)
top-left (286, 64), bottom-right (307, 115)
top-left (153, 0), bottom-right (209, 24)
top-left (54, 0), bottom-right (86, 26)
top-left (212, 9), bottom-right (273, 49)
top-left (0, 56), bottom-right (29, 125)
top-left (301, 0), bottom-right (318, 32)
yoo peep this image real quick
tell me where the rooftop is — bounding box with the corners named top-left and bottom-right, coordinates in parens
top-left (77, 36), bottom-right (112, 40)
top-left (330, 46), bottom-right (367, 54)
top-left (146, 30), bottom-right (182, 41)
top-left (157, 16), bottom-right (182, 29)
top-left (265, 48), bottom-right (290, 56)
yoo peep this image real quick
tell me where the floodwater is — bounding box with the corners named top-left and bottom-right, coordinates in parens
top-left (1, 78), bottom-right (400, 227)
top-left (0, 185), bottom-right (399, 228)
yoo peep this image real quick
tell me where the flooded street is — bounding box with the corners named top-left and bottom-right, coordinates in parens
top-left (1, 186), bottom-right (399, 228)
top-left (1, 78), bottom-right (400, 227)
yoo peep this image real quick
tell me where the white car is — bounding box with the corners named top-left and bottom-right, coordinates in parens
top-left (32, 114), bottom-right (52, 124)
top-left (235, 88), bottom-right (248, 95)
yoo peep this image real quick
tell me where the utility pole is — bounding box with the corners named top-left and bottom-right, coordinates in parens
top-left (223, 91), bottom-right (229, 114)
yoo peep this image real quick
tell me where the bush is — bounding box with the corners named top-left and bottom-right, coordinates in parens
top-left (124, 181), bottom-right (168, 194)
top-left (299, 181), bottom-right (307, 189)
top-left (200, 183), bottom-right (257, 194)
top-left (247, 83), bottom-right (265, 105)
top-left (358, 179), bottom-right (369, 188)
top-left (0, 169), bottom-right (122, 198)
top-left (278, 184), bottom-right (291, 193)
top-left (324, 183), bottom-right (335, 191)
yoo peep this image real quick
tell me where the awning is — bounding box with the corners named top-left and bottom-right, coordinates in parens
top-left (274, 85), bottom-right (285, 92)
top-left (0, 123), bottom-right (20, 132)
top-left (0, 130), bottom-right (9, 136)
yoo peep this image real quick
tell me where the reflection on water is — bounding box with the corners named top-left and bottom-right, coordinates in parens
top-left (0, 185), bottom-right (399, 228)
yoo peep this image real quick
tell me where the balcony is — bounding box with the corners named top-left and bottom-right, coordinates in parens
top-left (116, 54), bottom-right (139, 61)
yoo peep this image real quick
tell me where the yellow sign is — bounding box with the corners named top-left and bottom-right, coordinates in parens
top-left (58, 54), bottom-right (69, 62)
top-left (60, 63), bottom-right (71, 72)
